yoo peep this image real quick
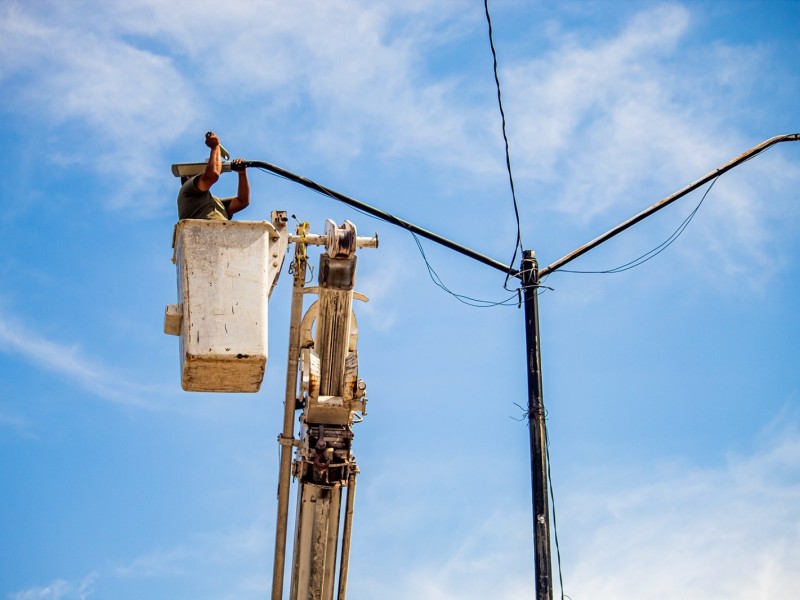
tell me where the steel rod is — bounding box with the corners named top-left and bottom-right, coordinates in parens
top-left (540, 133), bottom-right (800, 277)
top-left (245, 160), bottom-right (519, 278)
top-left (336, 471), bottom-right (358, 600)
top-left (271, 235), bottom-right (308, 600)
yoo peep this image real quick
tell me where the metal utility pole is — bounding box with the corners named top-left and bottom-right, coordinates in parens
top-left (521, 251), bottom-right (552, 600)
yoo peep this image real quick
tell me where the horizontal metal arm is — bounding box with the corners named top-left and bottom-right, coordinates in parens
top-left (290, 233), bottom-right (379, 249)
top-left (540, 133), bottom-right (800, 278)
top-left (244, 160), bottom-right (520, 278)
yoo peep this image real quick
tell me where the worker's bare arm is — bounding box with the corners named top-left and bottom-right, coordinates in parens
top-left (196, 131), bottom-right (222, 192)
top-left (226, 158), bottom-right (250, 216)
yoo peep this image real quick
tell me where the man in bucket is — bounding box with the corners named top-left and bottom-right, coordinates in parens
top-left (177, 131), bottom-right (250, 221)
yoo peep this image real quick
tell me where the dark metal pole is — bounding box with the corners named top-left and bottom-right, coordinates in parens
top-left (244, 160), bottom-right (519, 278)
top-left (522, 250), bottom-right (552, 600)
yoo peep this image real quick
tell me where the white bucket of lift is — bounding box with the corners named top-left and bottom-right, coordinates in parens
top-left (165, 218), bottom-right (288, 392)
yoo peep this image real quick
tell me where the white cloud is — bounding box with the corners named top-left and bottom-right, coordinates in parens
top-left (111, 520), bottom-right (272, 599)
top-left (10, 572), bottom-right (97, 600)
top-left (355, 245), bottom-right (414, 332)
top-left (113, 517), bottom-right (271, 579)
top-left (0, 2), bottom-right (197, 209)
top-left (559, 426), bottom-right (800, 599)
top-left (12, 415), bottom-right (798, 600)
top-left (507, 4), bottom-right (712, 207)
top-left (356, 506), bottom-right (533, 600)
top-left (352, 413), bottom-right (800, 600)
top-left (499, 3), bottom-right (800, 280)
top-left (3, 0), bottom-right (795, 267)
top-left (0, 310), bottom-right (174, 411)
top-left (0, 0), bottom-right (796, 287)
top-left (0, 409), bottom-right (34, 437)
top-left (0, 0), bottom-right (488, 207)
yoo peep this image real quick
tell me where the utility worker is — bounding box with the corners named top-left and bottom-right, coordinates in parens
top-left (177, 131), bottom-right (250, 220)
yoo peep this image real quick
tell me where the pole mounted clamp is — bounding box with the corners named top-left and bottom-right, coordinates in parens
top-left (277, 434), bottom-right (299, 447)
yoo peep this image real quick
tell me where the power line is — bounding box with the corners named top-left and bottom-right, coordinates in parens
top-left (484, 0), bottom-right (524, 290)
top-left (409, 231), bottom-right (520, 307)
top-left (256, 165), bottom-right (521, 307)
top-left (558, 177), bottom-right (719, 275)
top-left (545, 423), bottom-right (569, 600)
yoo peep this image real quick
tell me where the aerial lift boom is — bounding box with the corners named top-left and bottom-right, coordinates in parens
top-left (273, 219), bottom-right (378, 600)
top-left (168, 159), bottom-right (378, 599)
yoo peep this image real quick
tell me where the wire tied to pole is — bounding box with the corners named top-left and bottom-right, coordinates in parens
top-left (289, 218), bottom-right (311, 279)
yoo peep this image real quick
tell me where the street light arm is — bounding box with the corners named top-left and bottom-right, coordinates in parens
top-left (243, 160), bottom-right (520, 278)
top-left (539, 133), bottom-right (800, 278)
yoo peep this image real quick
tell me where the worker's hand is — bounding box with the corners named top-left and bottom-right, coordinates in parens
top-left (231, 158), bottom-right (247, 172)
top-left (204, 131), bottom-right (220, 149)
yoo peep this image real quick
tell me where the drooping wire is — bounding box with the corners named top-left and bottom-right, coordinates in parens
top-left (410, 231), bottom-right (520, 307)
top-left (545, 420), bottom-right (571, 600)
top-left (254, 165), bottom-right (523, 307)
top-left (484, 0), bottom-right (525, 291)
top-left (511, 403), bottom-right (570, 599)
top-left (559, 176), bottom-right (719, 275)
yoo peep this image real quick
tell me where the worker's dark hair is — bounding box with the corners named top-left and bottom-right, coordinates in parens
top-left (181, 175), bottom-right (189, 185)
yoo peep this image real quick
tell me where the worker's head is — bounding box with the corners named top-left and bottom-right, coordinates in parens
top-left (181, 175), bottom-right (190, 185)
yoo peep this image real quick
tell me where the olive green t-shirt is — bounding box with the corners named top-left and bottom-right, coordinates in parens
top-left (177, 176), bottom-right (233, 221)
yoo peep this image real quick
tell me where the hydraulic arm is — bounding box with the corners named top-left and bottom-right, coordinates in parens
top-left (273, 220), bottom-right (378, 600)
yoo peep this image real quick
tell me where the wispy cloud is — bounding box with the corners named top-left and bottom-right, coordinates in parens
top-left (0, 408), bottom-right (35, 437)
top-left (501, 3), bottom-right (800, 279)
top-left (2, 1), bottom-right (796, 280)
top-left (0, 0), bottom-right (488, 207)
top-left (559, 422), bottom-right (800, 599)
top-left (11, 416), bottom-right (799, 599)
top-left (114, 518), bottom-right (271, 578)
top-left (9, 520), bottom-right (272, 597)
top-left (9, 572), bottom-right (97, 600)
top-left (355, 247), bottom-right (414, 332)
top-left (110, 520), bottom-right (272, 599)
top-left (354, 413), bottom-right (800, 599)
top-left (0, 310), bottom-right (174, 411)
top-left (507, 4), bottom-right (720, 207)
top-left (0, 1), bottom-right (196, 210)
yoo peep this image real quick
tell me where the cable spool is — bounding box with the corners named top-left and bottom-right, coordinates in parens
top-left (324, 219), bottom-right (357, 258)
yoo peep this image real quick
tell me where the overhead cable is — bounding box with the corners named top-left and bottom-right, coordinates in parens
top-left (559, 177), bottom-right (719, 275)
top-left (484, 0), bottom-right (525, 290)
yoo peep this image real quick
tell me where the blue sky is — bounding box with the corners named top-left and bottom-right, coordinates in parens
top-left (1, 1), bottom-right (799, 598)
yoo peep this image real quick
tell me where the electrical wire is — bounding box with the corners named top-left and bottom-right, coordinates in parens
top-left (511, 403), bottom-right (569, 599)
top-left (410, 231), bottom-right (520, 307)
top-left (558, 176), bottom-right (719, 275)
top-left (484, 0), bottom-right (525, 291)
top-left (255, 165), bottom-right (523, 307)
top-left (545, 422), bottom-right (569, 600)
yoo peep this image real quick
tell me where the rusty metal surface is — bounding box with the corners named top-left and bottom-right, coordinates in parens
top-left (284, 220), bottom-right (377, 600)
top-left (272, 228), bottom-right (310, 600)
top-left (336, 472), bottom-right (358, 600)
top-left (171, 219), bottom-right (287, 393)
